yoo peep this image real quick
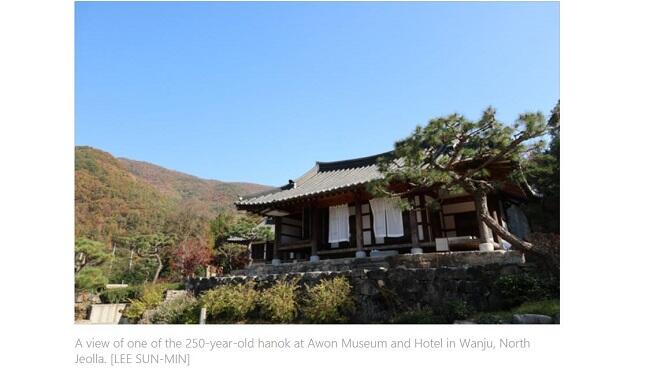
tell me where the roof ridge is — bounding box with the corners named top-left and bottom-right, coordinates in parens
top-left (316, 150), bottom-right (393, 172)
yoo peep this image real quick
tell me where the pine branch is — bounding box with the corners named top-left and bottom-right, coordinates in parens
top-left (466, 126), bottom-right (547, 178)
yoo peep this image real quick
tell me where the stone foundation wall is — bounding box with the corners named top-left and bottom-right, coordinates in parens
top-left (232, 250), bottom-right (524, 276)
top-left (187, 251), bottom-right (535, 323)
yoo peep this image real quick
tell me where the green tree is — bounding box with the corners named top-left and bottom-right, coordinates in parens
top-left (369, 106), bottom-right (557, 252)
top-left (209, 213), bottom-right (273, 275)
top-left (74, 239), bottom-right (110, 291)
top-left (210, 213), bottom-right (273, 246)
top-left (132, 234), bottom-right (175, 283)
top-left (520, 102), bottom-right (560, 233)
top-left (75, 267), bottom-right (109, 292)
top-left (75, 238), bottom-right (110, 273)
top-left (209, 213), bottom-right (236, 246)
top-left (214, 243), bottom-right (251, 274)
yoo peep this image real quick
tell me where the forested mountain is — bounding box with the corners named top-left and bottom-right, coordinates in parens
top-left (75, 146), bottom-right (271, 242)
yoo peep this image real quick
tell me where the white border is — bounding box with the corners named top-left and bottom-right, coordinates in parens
top-left (2, 0), bottom-right (650, 368)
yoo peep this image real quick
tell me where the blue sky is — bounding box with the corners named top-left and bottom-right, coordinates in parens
top-left (75, 2), bottom-right (559, 186)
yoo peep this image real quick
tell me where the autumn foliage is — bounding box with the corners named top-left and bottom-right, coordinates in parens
top-left (172, 238), bottom-right (214, 278)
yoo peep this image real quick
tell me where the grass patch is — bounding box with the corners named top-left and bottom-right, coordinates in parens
top-left (473, 299), bottom-right (560, 324)
top-left (513, 299), bottom-right (560, 317)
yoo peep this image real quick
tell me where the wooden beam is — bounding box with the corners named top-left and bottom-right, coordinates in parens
top-left (273, 216), bottom-right (282, 260)
top-left (355, 197), bottom-right (363, 251)
top-left (278, 242), bottom-right (311, 252)
top-left (310, 205), bottom-right (320, 257)
top-left (316, 247), bottom-right (357, 256)
top-left (408, 196), bottom-right (420, 246)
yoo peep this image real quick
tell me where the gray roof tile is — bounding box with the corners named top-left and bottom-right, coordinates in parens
top-left (236, 152), bottom-right (393, 207)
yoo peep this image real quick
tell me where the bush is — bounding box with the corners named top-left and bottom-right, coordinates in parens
top-left (390, 300), bottom-right (472, 324)
top-left (259, 279), bottom-right (299, 323)
top-left (439, 299), bottom-right (473, 323)
top-left (157, 282), bottom-right (186, 291)
top-left (148, 296), bottom-right (201, 324)
top-left (123, 284), bottom-right (166, 321)
top-left (75, 267), bottom-right (108, 292)
top-left (495, 274), bottom-right (548, 307)
top-left (472, 299), bottom-right (560, 324)
top-left (99, 286), bottom-right (143, 304)
top-left (302, 277), bottom-right (355, 323)
top-left (201, 281), bottom-right (258, 323)
top-left (390, 310), bottom-right (447, 324)
top-left (475, 313), bottom-right (507, 324)
top-left (513, 299), bottom-right (560, 317)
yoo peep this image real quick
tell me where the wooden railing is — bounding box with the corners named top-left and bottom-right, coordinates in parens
top-left (278, 237), bottom-right (481, 255)
top-left (316, 237), bottom-right (480, 256)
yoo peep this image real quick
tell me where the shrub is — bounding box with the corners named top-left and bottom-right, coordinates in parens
top-left (472, 299), bottom-right (560, 324)
top-left (390, 300), bottom-right (472, 324)
top-left (439, 299), bottom-right (473, 323)
top-left (302, 277), bottom-right (355, 323)
top-left (75, 267), bottom-right (108, 292)
top-left (148, 296), bottom-right (201, 324)
top-left (157, 282), bottom-right (186, 291)
top-left (123, 284), bottom-right (166, 321)
top-left (475, 313), bottom-right (507, 324)
top-left (201, 281), bottom-right (258, 323)
top-left (99, 286), bottom-right (143, 304)
top-left (513, 299), bottom-right (560, 317)
top-left (495, 274), bottom-right (547, 307)
top-left (259, 279), bottom-right (299, 323)
top-left (390, 310), bottom-right (447, 324)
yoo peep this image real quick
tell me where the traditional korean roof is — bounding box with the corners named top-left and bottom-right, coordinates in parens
top-left (236, 151), bottom-right (393, 207)
top-left (236, 149), bottom-right (523, 211)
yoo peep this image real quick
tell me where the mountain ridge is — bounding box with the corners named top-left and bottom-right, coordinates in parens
top-left (75, 146), bottom-right (272, 242)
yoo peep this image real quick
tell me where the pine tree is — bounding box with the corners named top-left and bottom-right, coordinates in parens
top-left (369, 106), bottom-right (557, 252)
top-left (520, 101), bottom-right (560, 233)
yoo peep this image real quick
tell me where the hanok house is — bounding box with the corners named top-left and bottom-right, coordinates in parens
top-left (235, 151), bottom-right (529, 265)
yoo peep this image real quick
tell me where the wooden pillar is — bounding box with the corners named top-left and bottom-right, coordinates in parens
top-left (497, 198), bottom-right (508, 229)
top-left (247, 241), bottom-right (253, 267)
top-left (355, 198), bottom-right (365, 258)
top-left (419, 194), bottom-right (431, 242)
top-left (408, 196), bottom-right (422, 254)
top-left (310, 206), bottom-right (320, 262)
top-left (272, 216), bottom-right (282, 264)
